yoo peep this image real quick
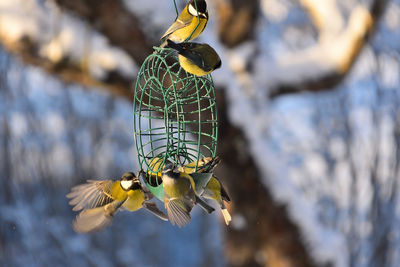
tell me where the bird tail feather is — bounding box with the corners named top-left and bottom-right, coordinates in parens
top-left (221, 208), bottom-right (231, 225)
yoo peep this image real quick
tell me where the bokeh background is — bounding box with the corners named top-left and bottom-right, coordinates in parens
top-left (0, 0), bottom-right (399, 266)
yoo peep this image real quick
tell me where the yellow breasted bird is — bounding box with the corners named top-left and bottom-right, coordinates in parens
top-left (147, 156), bottom-right (219, 179)
top-left (67, 172), bottom-right (168, 233)
top-left (161, 162), bottom-right (214, 227)
top-left (201, 176), bottom-right (231, 225)
top-left (167, 40), bottom-right (221, 76)
top-left (179, 156), bottom-right (220, 174)
top-left (160, 0), bottom-right (208, 46)
top-left (179, 157), bottom-right (230, 225)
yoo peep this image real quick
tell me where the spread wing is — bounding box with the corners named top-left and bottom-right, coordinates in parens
top-left (66, 180), bottom-right (114, 211)
top-left (164, 197), bottom-right (193, 227)
top-left (72, 200), bottom-right (125, 233)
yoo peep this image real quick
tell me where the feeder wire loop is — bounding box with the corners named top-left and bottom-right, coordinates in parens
top-left (133, 47), bottom-right (218, 189)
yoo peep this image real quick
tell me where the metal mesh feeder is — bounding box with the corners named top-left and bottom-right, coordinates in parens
top-left (133, 47), bottom-right (218, 200)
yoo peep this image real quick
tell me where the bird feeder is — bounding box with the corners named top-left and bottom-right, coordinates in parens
top-left (133, 47), bottom-right (218, 200)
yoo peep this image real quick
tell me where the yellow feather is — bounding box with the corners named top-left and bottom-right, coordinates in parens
top-left (168, 17), bottom-right (207, 43)
top-left (110, 181), bottom-right (128, 201)
top-left (178, 55), bottom-right (211, 76)
top-left (123, 189), bottom-right (146, 211)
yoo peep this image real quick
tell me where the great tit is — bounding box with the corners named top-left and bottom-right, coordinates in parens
top-left (147, 156), bottom-right (219, 178)
top-left (180, 158), bottom-right (230, 224)
top-left (67, 172), bottom-right (168, 233)
top-left (160, 0), bottom-right (208, 46)
top-left (201, 176), bottom-right (231, 225)
top-left (161, 162), bottom-right (214, 227)
top-left (178, 156), bottom-right (220, 174)
top-left (167, 40), bottom-right (221, 76)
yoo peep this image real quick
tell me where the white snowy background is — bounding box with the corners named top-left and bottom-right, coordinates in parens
top-left (0, 0), bottom-right (400, 266)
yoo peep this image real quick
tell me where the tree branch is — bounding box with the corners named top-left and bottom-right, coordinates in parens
top-left (269, 0), bottom-right (388, 98)
top-left (0, 38), bottom-right (132, 99)
top-left (216, 90), bottom-right (316, 267)
top-left (0, 1), bottom-right (320, 265)
top-left (0, 0), bottom-right (152, 99)
top-left (214, 0), bottom-right (259, 48)
top-left (53, 0), bottom-right (153, 64)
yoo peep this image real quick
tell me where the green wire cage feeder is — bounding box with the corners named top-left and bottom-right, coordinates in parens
top-left (133, 47), bottom-right (218, 200)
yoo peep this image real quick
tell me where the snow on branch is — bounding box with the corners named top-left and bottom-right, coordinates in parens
top-left (53, 0), bottom-right (153, 64)
top-left (0, 0), bottom-right (139, 99)
top-left (268, 0), bottom-right (387, 98)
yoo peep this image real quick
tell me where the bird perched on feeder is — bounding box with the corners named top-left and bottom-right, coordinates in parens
top-left (160, 0), bottom-right (208, 47)
top-left (161, 162), bottom-right (215, 227)
top-left (67, 172), bottom-right (168, 233)
top-left (148, 156), bottom-right (220, 178)
top-left (178, 156), bottom-right (220, 174)
top-left (179, 157), bottom-right (231, 225)
top-left (201, 176), bottom-right (231, 225)
top-left (167, 40), bottom-right (221, 76)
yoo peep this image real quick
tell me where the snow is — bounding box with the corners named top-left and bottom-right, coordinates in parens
top-left (204, 0), bottom-right (400, 265)
top-left (261, 0), bottom-right (290, 22)
top-left (1, 0), bottom-right (400, 266)
top-left (385, 2), bottom-right (400, 31)
top-left (0, 47), bottom-right (224, 266)
top-left (231, 213), bottom-right (247, 230)
top-left (0, 0), bottom-right (138, 80)
top-left (9, 112), bottom-right (28, 137)
top-left (378, 53), bottom-right (400, 89)
top-left (123, 0), bottom-right (176, 40)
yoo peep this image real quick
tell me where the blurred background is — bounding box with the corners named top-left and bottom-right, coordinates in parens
top-left (0, 0), bottom-right (399, 266)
